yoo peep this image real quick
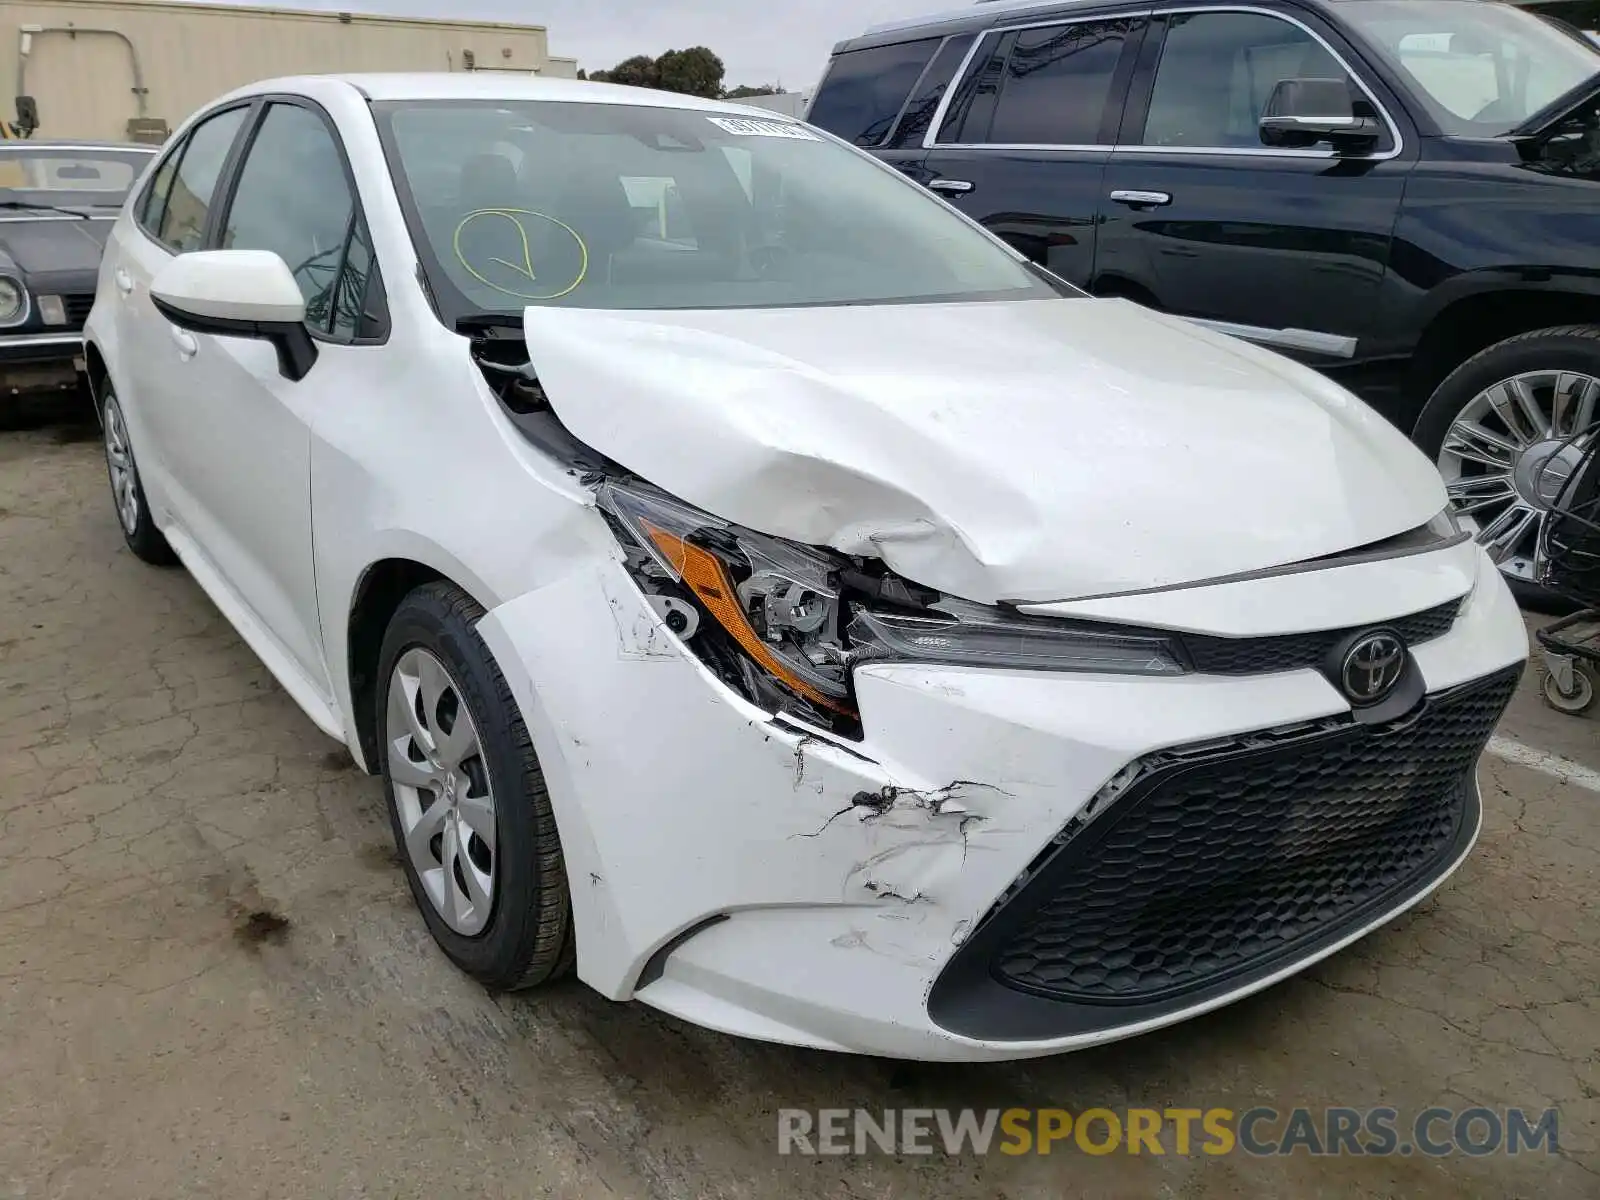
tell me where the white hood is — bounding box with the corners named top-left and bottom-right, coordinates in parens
top-left (523, 296), bottom-right (1446, 604)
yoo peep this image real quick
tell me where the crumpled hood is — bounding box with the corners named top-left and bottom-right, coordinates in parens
top-left (523, 296), bottom-right (1446, 604)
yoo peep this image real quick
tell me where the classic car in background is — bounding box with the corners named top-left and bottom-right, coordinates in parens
top-left (0, 138), bottom-right (156, 399)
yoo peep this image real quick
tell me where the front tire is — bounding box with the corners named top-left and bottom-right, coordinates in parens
top-left (377, 581), bottom-right (574, 990)
top-left (1413, 326), bottom-right (1600, 609)
top-left (100, 387), bottom-right (177, 566)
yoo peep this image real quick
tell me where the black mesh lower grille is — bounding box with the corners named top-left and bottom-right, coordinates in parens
top-left (63, 294), bottom-right (94, 329)
top-left (1179, 599), bottom-right (1461, 675)
top-left (988, 664), bottom-right (1519, 1007)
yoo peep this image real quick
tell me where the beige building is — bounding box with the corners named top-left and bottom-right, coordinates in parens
top-left (0, 0), bottom-right (576, 143)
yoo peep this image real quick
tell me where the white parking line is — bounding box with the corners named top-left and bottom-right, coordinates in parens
top-left (1486, 735), bottom-right (1600, 793)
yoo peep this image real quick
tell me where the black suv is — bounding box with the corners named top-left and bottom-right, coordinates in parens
top-left (808, 0), bottom-right (1600, 597)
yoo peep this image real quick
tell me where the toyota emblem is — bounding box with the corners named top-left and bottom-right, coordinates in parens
top-left (1341, 632), bottom-right (1406, 705)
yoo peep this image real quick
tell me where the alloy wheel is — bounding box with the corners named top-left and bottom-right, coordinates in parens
top-left (386, 646), bottom-right (498, 936)
top-left (1436, 369), bottom-right (1600, 583)
top-left (102, 398), bottom-right (140, 536)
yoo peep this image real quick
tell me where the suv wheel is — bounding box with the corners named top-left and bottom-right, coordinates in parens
top-left (1413, 325), bottom-right (1600, 605)
top-left (376, 580), bottom-right (574, 990)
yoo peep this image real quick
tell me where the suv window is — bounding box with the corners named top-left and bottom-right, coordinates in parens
top-left (983, 19), bottom-right (1136, 145)
top-left (154, 106), bottom-right (247, 253)
top-left (809, 38), bottom-right (941, 146)
top-left (221, 102), bottom-right (382, 340)
top-left (936, 31), bottom-right (1011, 143)
top-left (1141, 12), bottom-right (1372, 149)
top-left (1342, 0), bottom-right (1598, 136)
top-left (886, 36), bottom-right (976, 148)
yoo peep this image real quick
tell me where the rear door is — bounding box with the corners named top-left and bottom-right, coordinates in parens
top-left (153, 97), bottom-right (385, 695)
top-left (917, 13), bottom-right (1148, 287)
top-left (1097, 5), bottom-right (1414, 364)
top-left (111, 101), bottom-right (253, 507)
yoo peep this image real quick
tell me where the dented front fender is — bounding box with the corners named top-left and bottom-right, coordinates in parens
top-left (475, 557), bottom-right (1015, 1002)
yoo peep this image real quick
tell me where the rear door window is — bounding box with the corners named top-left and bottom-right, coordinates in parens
top-left (136, 144), bottom-right (181, 232)
top-left (808, 38), bottom-right (941, 146)
top-left (887, 35), bottom-right (978, 148)
top-left (982, 18), bottom-right (1140, 145)
top-left (154, 106), bottom-right (248, 253)
top-left (936, 31), bottom-right (1013, 144)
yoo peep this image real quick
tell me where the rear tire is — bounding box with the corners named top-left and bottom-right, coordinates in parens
top-left (377, 580), bottom-right (574, 990)
top-left (100, 387), bottom-right (177, 566)
top-left (1412, 326), bottom-right (1600, 613)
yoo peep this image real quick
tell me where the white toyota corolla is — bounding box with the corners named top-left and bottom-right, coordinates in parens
top-left (86, 74), bottom-right (1527, 1061)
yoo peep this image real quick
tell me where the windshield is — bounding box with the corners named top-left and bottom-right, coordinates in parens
top-left (372, 100), bottom-right (1058, 318)
top-left (1343, 0), bottom-right (1600, 135)
top-left (0, 147), bottom-right (153, 206)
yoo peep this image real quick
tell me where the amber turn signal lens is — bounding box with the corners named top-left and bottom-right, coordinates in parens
top-left (642, 521), bottom-right (855, 715)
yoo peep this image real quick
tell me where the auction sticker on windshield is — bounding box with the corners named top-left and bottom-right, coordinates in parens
top-left (706, 117), bottom-right (820, 140)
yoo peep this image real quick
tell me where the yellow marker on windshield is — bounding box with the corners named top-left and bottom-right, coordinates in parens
top-left (452, 208), bottom-right (589, 301)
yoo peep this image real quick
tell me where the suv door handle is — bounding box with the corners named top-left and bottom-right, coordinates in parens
top-left (113, 268), bottom-right (134, 296)
top-left (928, 178), bottom-right (974, 195)
top-left (1110, 189), bottom-right (1172, 208)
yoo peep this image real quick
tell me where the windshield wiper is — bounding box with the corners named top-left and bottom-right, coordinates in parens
top-left (455, 312), bottom-right (525, 338)
top-left (0, 198), bottom-right (92, 220)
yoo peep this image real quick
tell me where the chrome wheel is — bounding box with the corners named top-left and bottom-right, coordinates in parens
top-left (386, 647), bottom-right (497, 936)
top-left (102, 397), bottom-right (140, 536)
top-left (1437, 369), bottom-right (1600, 583)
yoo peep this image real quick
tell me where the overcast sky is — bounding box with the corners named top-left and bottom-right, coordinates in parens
top-left (226, 0), bottom-right (949, 90)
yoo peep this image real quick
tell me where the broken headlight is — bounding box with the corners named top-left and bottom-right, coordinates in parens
top-left (598, 480), bottom-right (856, 722)
top-left (598, 480), bottom-right (1187, 736)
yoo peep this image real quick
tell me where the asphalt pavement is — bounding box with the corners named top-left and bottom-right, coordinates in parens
top-left (1, 420), bottom-right (1595, 1198)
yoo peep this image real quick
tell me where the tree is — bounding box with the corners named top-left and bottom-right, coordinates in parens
top-left (576, 68), bottom-right (588, 81)
top-left (587, 47), bottom-right (726, 97)
top-left (602, 54), bottom-right (661, 89)
top-left (655, 47), bottom-right (725, 98)
top-left (724, 84), bottom-right (782, 99)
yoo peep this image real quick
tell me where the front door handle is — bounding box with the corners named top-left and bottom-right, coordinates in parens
top-left (928, 178), bottom-right (975, 195)
top-left (1110, 189), bottom-right (1172, 208)
top-left (113, 267), bottom-right (133, 296)
top-left (170, 327), bottom-right (198, 359)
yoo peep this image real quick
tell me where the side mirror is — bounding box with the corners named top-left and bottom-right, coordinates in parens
top-left (14, 95), bottom-right (37, 137)
top-left (149, 250), bottom-right (318, 381)
top-left (1259, 77), bottom-right (1380, 151)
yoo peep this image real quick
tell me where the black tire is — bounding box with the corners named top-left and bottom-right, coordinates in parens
top-left (377, 580), bottom-right (574, 990)
top-left (1411, 325), bottom-right (1600, 613)
top-left (100, 386), bottom-right (178, 566)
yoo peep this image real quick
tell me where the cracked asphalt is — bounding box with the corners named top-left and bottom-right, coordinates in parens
top-left (1, 418), bottom-right (1596, 1199)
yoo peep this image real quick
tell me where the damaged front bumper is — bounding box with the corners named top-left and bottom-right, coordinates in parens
top-left (476, 541), bottom-right (1527, 1061)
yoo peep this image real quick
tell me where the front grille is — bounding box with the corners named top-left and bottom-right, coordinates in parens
top-left (987, 664), bottom-right (1519, 1007)
top-left (63, 294), bottom-right (94, 329)
top-left (1178, 598), bottom-right (1461, 675)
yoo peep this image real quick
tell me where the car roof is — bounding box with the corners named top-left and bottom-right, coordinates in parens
top-left (865, 0), bottom-right (1103, 36)
top-left (226, 72), bottom-right (795, 119)
top-left (0, 139), bottom-right (155, 153)
top-left (841, 0), bottom-right (1344, 51)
